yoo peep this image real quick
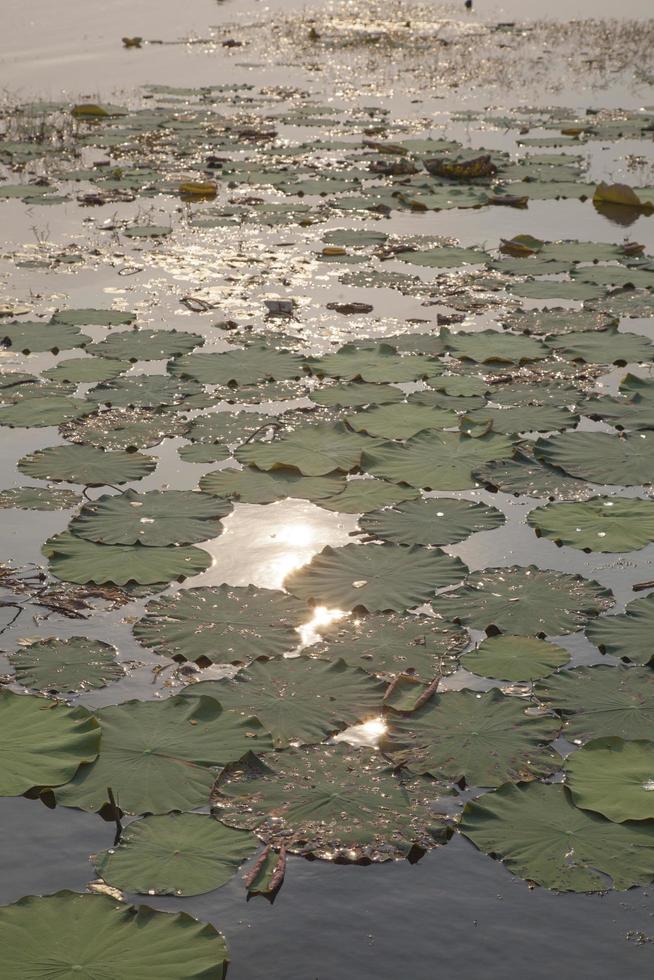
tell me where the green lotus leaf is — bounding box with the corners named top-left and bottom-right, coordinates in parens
top-left (501, 308), bottom-right (617, 335)
top-left (481, 381), bottom-right (584, 408)
top-left (9, 636), bottom-right (124, 693)
top-left (431, 565), bottom-right (612, 635)
top-left (309, 382), bottom-right (405, 408)
top-left (528, 496), bottom-right (654, 552)
top-left (463, 404), bottom-right (578, 434)
top-left (0, 395), bottom-right (94, 427)
top-left (68, 490), bottom-right (231, 546)
top-left (583, 394), bottom-right (654, 432)
top-left (381, 688), bottom-right (560, 787)
top-left (213, 378), bottom-right (311, 404)
top-left (0, 689), bottom-right (100, 796)
top-left (169, 346), bottom-right (305, 385)
top-left (311, 612), bottom-right (468, 679)
top-left (472, 449), bottom-right (593, 499)
top-left (0, 890), bottom-right (229, 978)
top-left (322, 229), bottom-right (388, 246)
top-left (346, 403), bottom-right (456, 439)
top-left (511, 280), bottom-right (605, 301)
top-left (359, 497), bottom-right (504, 546)
top-left (123, 224), bottom-right (173, 238)
top-left (534, 432), bottom-right (654, 485)
top-left (18, 444), bottom-right (156, 485)
top-left (490, 257), bottom-right (571, 276)
top-left (185, 411), bottom-right (273, 446)
top-left (179, 443), bottom-right (232, 463)
top-left (200, 464), bottom-right (345, 504)
top-left (214, 744), bottom-right (449, 862)
top-left (395, 246), bottom-right (490, 267)
top-left (586, 594), bottom-right (654, 665)
top-left (572, 265), bottom-right (654, 289)
top-left (0, 485), bottom-right (81, 510)
top-left (180, 657), bottom-right (386, 748)
top-left (95, 812), bottom-right (257, 897)
top-left (440, 328), bottom-right (548, 365)
top-left (407, 388), bottom-right (486, 413)
top-left (235, 421), bottom-right (371, 476)
top-left (309, 343), bottom-right (436, 383)
top-left (461, 634), bottom-right (570, 680)
top-left (50, 308), bottom-right (135, 326)
top-left (43, 357), bottom-right (130, 383)
top-left (316, 478), bottom-right (419, 513)
top-left (535, 665), bottom-right (654, 741)
top-left (61, 408), bottom-right (190, 450)
top-left (565, 737), bottom-right (654, 823)
top-left (87, 329), bottom-right (203, 361)
top-left (546, 327), bottom-right (654, 365)
top-left (460, 781), bottom-right (654, 892)
top-left (89, 374), bottom-right (207, 410)
top-left (362, 430), bottom-right (516, 490)
top-left (0, 321), bottom-right (90, 353)
top-left (43, 531), bottom-right (211, 586)
top-left (53, 695), bottom-right (273, 814)
top-left (285, 542), bottom-right (468, 613)
top-left (383, 332), bottom-right (446, 356)
top-left (428, 374), bottom-right (489, 397)
top-left (591, 288), bottom-right (654, 318)
top-left (134, 584), bottom-right (307, 663)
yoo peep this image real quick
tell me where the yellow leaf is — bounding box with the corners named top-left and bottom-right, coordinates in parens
top-left (593, 182), bottom-right (654, 211)
top-left (71, 104), bottom-right (109, 119)
top-left (178, 181), bottom-right (218, 199)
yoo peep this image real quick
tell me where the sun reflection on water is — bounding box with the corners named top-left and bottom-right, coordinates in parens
top-left (334, 716), bottom-right (388, 749)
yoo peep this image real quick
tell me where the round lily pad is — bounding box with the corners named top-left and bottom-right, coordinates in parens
top-left (460, 781), bottom-right (654, 892)
top-left (285, 542), bottom-right (468, 613)
top-left (9, 637), bottom-right (124, 693)
top-left (43, 531), bottom-right (211, 586)
top-left (0, 689), bottom-right (100, 796)
top-left (42, 357), bottom-right (130, 384)
top-left (586, 594), bottom-right (654, 665)
top-left (463, 404), bottom-right (578, 434)
top-left (546, 327), bottom-right (654, 365)
top-left (0, 891), bottom-right (229, 978)
top-left (310, 382), bottom-right (404, 408)
top-left (461, 635), bottom-right (570, 681)
top-left (311, 612), bottom-right (468, 679)
top-left (565, 737), bottom-right (654, 823)
top-left (178, 443), bottom-right (231, 464)
top-left (472, 449), bottom-right (593, 500)
top-left (200, 465), bottom-right (345, 504)
top-left (316, 478), bottom-right (419, 514)
top-left (310, 343), bottom-right (435, 383)
top-left (0, 321), bottom-right (90, 353)
top-left (346, 403), bottom-right (456, 439)
top-left (170, 346), bottom-right (305, 385)
top-left (61, 409), bottom-right (190, 451)
top-left (0, 396), bottom-right (94, 428)
top-left (441, 328), bottom-right (548, 365)
top-left (89, 375), bottom-right (206, 410)
top-left (236, 421), bottom-right (369, 476)
top-left (214, 743), bottom-right (449, 862)
top-left (180, 657), bottom-right (386, 748)
top-left (134, 584), bottom-right (307, 663)
top-left (185, 411), bottom-right (274, 447)
top-left (87, 329), bottom-right (203, 361)
top-left (431, 565), bottom-right (612, 636)
top-left (95, 812), bottom-right (258, 896)
top-left (534, 432), bottom-right (654, 486)
top-left (381, 689), bottom-right (560, 787)
top-left (51, 308), bottom-right (135, 326)
top-left (0, 486), bottom-right (80, 510)
top-left (502, 309), bottom-right (617, 336)
top-left (359, 497), bottom-right (504, 547)
top-left (535, 665), bottom-right (654, 741)
top-left (528, 496), bottom-right (654, 552)
top-left (68, 490), bottom-right (231, 546)
top-left (53, 695), bottom-right (273, 814)
top-left (18, 444), bottom-right (156, 486)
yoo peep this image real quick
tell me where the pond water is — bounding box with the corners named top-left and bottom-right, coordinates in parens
top-left (1, 0), bottom-right (654, 977)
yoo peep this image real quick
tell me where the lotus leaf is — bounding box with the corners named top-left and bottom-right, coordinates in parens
top-left (310, 343), bottom-right (435, 383)
top-left (565, 737), bottom-right (654, 823)
top-left (359, 497), bottom-right (504, 546)
top-left (18, 444), bottom-right (156, 485)
top-left (472, 449), bottom-right (592, 499)
top-left (310, 382), bottom-right (404, 408)
top-left (169, 347), bottom-right (305, 385)
top-left (235, 422), bottom-right (371, 476)
top-left (89, 374), bottom-right (207, 410)
top-left (441, 328), bottom-right (548, 365)
top-left (546, 328), bottom-right (654, 365)
top-left (0, 486), bottom-right (80, 510)
top-left (534, 432), bottom-right (654, 485)
top-left (528, 496), bottom-right (654, 552)
top-left (9, 636), bottom-right (124, 692)
top-left (200, 465), bottom-right (345, 504)
top-left (43, 357), bottom-right (130, 383)
top-left (346, 403), bottom-right (456, 439)
top-left (50, 308), bottom-right (136, 326)
top-left (461, 634), bottom-right (570, 680)
top-left (316, 478), bottom-right (419, 513)
top-left (463, 404), bottom-right (578, 434)
top-left (0, 396), bottom-right (94, 427)
top-left (61, 409), bottom-right (190, 450)
top-left (586, 594), bottom-right (654, 665)
top-left (0, 321), bottom-right (90, 353)
top-left (87, 329), bottom-right (203, 361)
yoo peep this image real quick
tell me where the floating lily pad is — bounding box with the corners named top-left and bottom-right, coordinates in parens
top-left (18, 444), bottom-right (156, 485)
top-left (546, 328), bottom-right (654, 365)
top-left (123, 224), bottom-right (173, 238)
top-left (395, 246), bottom-right (490, 268)
top-left (535, 665), bottom-right (654, 741)
top-left (285, 542), bottom-right (467, 613)
top-left (236, 421), bottom-right (370, 476)
top-left (460, 781), bottom-right (654, 892)
top-left (310, 343), bottom-right (435, 383)
top-left (9, 637), bottom-right (124, 692)
top-left (534, 432), bottom-right (654, 486)
top-left (472, 449), bottom-right (592, 499)
top-left (586, 594), bottom-right (654, 666)
top-left (461, 635), bottom-right (570, 680)
top-left (441, 328), bottom-right (548, 365)
top-left (68, 490), bottom-right (231, 546)
top-left (482, 381), bottom-right (583, 409)
top-left (95, 813), bottom-right (257, 897)
top-left (185, 411), bottom-right (273, 446)
top-left (381, 689), bottom-right (560, 787)
top-left (170, 347), bottom-right (305, 386)
top-left (0, 485), bottom-right (80, 510)
top-left (0, 321), bottom-right (90, 353)
top-left (0, 395), bottom-right (94, 428)
top-left (359, 497), bottom-right (504, 546)
top-left (214, 744), bottom-right (448, 862)
top-left (61, 409), bottom-right (190, 451)
top-left (0, 689), bottom-right (99, 796)
top-left (51, 308), bottom-right (135, 326)
top-left (463, 404), bottom-right (578, 434)
top-left (511, 280), bottom-right (605, 301)
top-left (0, 891), bottom-right (229, 979)
top-left (346, 403), bottom-right (456, 439)
top-left (316, 478), bottom-right (419, 513)
top-left (134, 584), bottom-right (307, 663)
top-left (565, 737), bottom-right (654, 823)
top-left (431, 566), bottom-right (612, 635)
top-left (361, 431), bottom-right (516, 490)
top-left (310, 382), bottom-right (404, 408)
top-left (181, 657), bottom-right (385, 748)
top-left (311, 612), bottom-right (468, 679)
top-left (199, 465), bottom-right (345, 504)
top-left (428, 375), bottom-right (490, 398)
top-left (592, 288), bottom-right (654, 318)
top-left (53, 695), bottom-right (273, 814)
top-left (43, 531), bottom-right (211, 586)
top-left (501, 309), bottom-right (616, 336)
top-left (89, 374), bottom-right (208, 411)
top-left (178, 443), bottom-right (231, 463)
top-left (87, 329), bottom-right (203, 361)
top-left (528, 496), bottom-right (654, 552)
top-left (43, 357), bottom-right (130, 383)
